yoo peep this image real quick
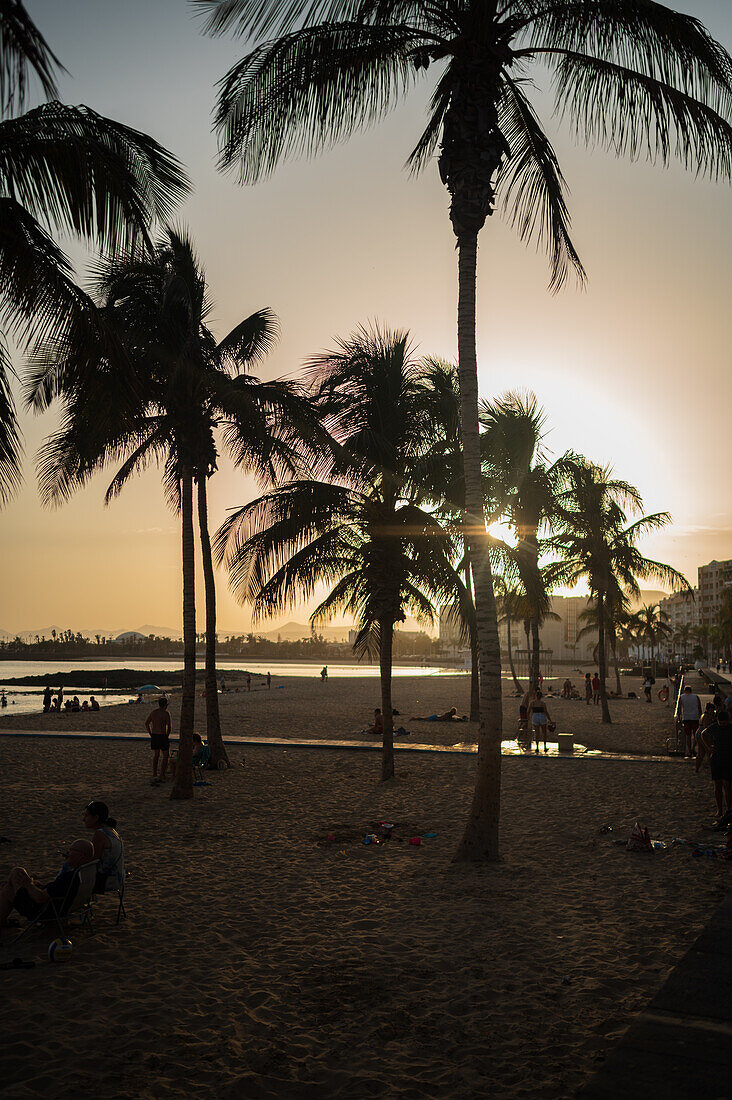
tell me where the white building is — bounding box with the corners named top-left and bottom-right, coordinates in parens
top-left (658, 590), bottom-right (699, 633)
top-left (698, 560), bottom-right (732, 628)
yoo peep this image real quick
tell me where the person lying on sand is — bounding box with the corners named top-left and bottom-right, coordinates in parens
top-left (0, 839), bottom-right (93, 931)
top-left (410, 707), bottom-right (467, 722)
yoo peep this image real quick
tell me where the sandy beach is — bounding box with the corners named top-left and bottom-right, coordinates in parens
top-left (0, 672), bottom-right (679, 755)
top-left (1, 678), bottom-right (729, 1099)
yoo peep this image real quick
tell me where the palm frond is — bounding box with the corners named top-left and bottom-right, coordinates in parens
top-left (523, 0), bottom-right (732, 108)
top-left (0, 0), bottom-right (61, 112)
top-left (0, 332), bottom-right (22, 502)
top-left (0, 105), bottom-right (191, 251)
top-left (496, 76), bottom-right (586, 292)
top-left (213, 22), bottom-right (423, 181)
top-left (216, 307), bottom-right (280, 366)
top-left (552, 51), bottom-right (732, 180)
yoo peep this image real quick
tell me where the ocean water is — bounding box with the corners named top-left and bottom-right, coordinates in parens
top-left (0, 658), bottom-right (468, 716)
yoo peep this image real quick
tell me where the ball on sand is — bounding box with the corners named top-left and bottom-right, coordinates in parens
top-left (48, 938), bottom-right (73, 962)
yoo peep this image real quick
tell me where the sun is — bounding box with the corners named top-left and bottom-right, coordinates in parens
top-left (487, 520), bottom-right (517, 547)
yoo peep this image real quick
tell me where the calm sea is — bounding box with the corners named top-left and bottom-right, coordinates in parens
top-left (0, 658), bottom-right (467, 716)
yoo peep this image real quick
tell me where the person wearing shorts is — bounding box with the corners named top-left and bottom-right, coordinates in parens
top-left (145, 697), bottom-right (172, 782)
top-left (679, 685), bottom-right (702, 758)
top-left (530, 690), bottom-right (552, 755)
top-left (701, 709), bottom-right (732, 819)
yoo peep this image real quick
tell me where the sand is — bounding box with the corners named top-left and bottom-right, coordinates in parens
top-left (1, 705), bottom-right (729, 1098)
top-left (0, 672), bottom-right (678, 755)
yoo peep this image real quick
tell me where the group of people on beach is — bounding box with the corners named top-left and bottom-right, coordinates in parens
top-left (42, 686), bottom-right (100, 713)
top-left (0, 800), bottom-right (125, 933)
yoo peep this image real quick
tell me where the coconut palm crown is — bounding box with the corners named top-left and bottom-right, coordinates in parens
top-left (197, 0), bottom-right (732, 858)
top-left (0, 1), bottom-right (189, 504)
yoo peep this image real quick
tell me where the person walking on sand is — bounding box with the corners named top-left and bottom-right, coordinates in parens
top-left (246, 673), bottom-right (251, 692)
top-left (267, 671), bottom-right (271, 689)
top-left (321, 666), bottom-right (328, 682)
top-left (42, 685), bottom-right (52, 712)
top-left (643, 675), bottom-right (654, 703)
top-left (592, 673), bottom-right (601, 705)
top-left (679, 685), bottom-right (702, 758)
top-left (145, 698), bottom-right (171, 783)
top-left (584, 673), bottom-right (592, 705)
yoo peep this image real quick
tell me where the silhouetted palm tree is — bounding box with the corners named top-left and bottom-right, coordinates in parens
top-left (215, 325), bottom-right (460, 780)
top-left (551, 461), bottom-right (687, 722)
top-left (480, 391), bottom-right (577, 691)
top-left (636, 603), bottom-right (672, 676)
top-left (0, 0), bottom-right (189, 504)
top-left (494, 576), bottom-right (524, 694)
top-left (29, 228), bottom-right (307, 794)
top-left (199, 0), bottom-right (732, 858)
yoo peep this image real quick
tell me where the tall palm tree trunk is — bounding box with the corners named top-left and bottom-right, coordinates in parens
top-left (530, 619), bottom-right (540, 691)
top-left (596, 597), bottom-right (612, 725)
top-left (197, 476), bottom-right (230, 769)
top-left (466, 565), bottom-right (479, 722)
top-left (172, 472), bottom-right (196, 799)
top-left (379, 616), bottom-right (395, 781)
top-left (506, 615), bottom-right (522, 693)
top-left (453, 233), bottom-right (502, 862)
top-left (613, 636), bottom-right (622, 697)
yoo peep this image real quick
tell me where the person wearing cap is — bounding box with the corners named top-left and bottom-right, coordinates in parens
top-left (0, 839), bottom-right (93, 930)
top-left (82, 801), bottom-right (125, 894)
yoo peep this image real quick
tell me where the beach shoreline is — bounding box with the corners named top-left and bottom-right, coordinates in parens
top-left (0, 672), bottom-right (679, 755)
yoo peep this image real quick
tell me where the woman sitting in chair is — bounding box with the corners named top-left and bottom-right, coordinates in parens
top-left (82, 800), bottom-right (125, 895)
top-left (169, 732), bottom-right (210, 779)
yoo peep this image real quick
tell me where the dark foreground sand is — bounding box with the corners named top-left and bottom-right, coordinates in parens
top-left (1, 733), bottom-right (729, 1099)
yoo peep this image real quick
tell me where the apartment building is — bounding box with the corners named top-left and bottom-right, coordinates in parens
top-left (495, 594), bottom-right (597, 665)
top-left (658, 589), bottom-right (699, 633)
top-left (698, 560), bottom-right (732, 627)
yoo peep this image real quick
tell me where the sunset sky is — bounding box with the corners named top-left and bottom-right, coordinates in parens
top-left (2, 0), bottom-right (731, 636)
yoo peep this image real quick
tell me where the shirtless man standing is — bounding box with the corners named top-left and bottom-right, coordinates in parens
top-left (145, 698), bottom-right (172, 782)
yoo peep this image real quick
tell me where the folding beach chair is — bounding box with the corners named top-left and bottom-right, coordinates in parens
top-left (96, 872), bottom-right (127, 926)
top-left (7, 859), bottom-right (100, 947)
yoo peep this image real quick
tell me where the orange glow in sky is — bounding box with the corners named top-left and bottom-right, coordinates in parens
top-left (1, 0), bottom-right (730, 636)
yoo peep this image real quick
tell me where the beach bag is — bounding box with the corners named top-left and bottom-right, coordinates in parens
top-left (627, 822), bottom-right (652, 852)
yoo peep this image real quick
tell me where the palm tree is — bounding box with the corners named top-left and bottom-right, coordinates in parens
top-left (0, 1), bottom-right (189, 504)
top-left (673, 622), bottom-right (694, 663)
top-left (29, 228), bottom-right (304, 793)
top-left (215, 325), bottom-right (460, 780)
top-left (198, 0), bottom-right (732, 859)
top-left (693, 622), bottom-right (712, 666)
top-left (636, 603), bottom-right (672, 676)
top-left (480, 391), bottom-right (577, 691)
top-left (494, 576), bottom-right (524, 694)
top-left (551, 461), bottom-right (688, 723)
top-left (577, 591), bottom-right (628, 695)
